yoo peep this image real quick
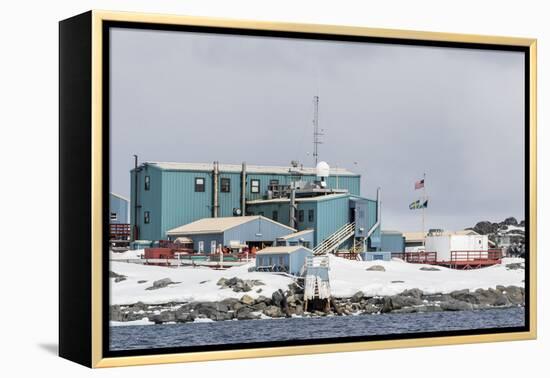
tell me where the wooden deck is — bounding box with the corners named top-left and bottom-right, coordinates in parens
top-left (391, 249), bottom-right (503, 270)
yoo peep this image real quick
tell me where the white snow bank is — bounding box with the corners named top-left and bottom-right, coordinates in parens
top-left (110, 261), bottom-right (293, 305)
top-left (110, 317), bottom-right (153, 327)
top-left (329, 255), bottom-right (525, 297)
top-left (110, 249), bottom-right (144, 260)
top-left (110, 256), bottom-right (524, 305)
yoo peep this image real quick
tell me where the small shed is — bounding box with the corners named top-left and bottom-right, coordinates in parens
top-left (426, 232), bottom-right (488, 261)
top-left (255, 246), bottom-right (313, 275)
top-left (275, 229), bottom-right (314, 248)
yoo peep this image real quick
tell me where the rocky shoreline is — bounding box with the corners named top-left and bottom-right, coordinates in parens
top-left (110, 279), bottom-right (525, 324)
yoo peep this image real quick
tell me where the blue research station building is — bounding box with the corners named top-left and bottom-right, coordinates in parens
top-left (128, 161), bottom-right (404, 255)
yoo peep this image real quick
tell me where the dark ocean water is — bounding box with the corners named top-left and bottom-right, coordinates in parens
top-left (110, 307), bottom-right (524, 351)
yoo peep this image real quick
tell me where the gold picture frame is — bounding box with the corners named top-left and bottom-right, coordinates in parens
top-left (59, 10), bottom-right (537, 368)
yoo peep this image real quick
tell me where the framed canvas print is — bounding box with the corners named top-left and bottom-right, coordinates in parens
top-left (59, 10), bottom-right (537, 368)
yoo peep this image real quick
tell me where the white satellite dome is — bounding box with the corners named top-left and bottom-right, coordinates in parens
top-left (316, 161), bottom-right (330, 178)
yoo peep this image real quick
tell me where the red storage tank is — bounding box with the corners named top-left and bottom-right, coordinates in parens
top-left (144, 248), bottom-right (175, 259)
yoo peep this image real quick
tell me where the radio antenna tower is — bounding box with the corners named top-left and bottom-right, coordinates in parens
top-left (312, 95), bottom-right (323, 165)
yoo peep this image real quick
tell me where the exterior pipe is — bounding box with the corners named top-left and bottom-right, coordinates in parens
top-left (213, 161), bottom-right (219, 218)
top-left (241, 162), bottom-right (246, 216)
top-left (364, 187), bottom-right (382, 250)
top-left (289, 187), bottom-right (297, 229)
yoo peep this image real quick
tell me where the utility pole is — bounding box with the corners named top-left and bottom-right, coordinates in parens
top-left (133, 154), bottom-right (139, 241)
top-left (312, 96), bottom-right (323, 165)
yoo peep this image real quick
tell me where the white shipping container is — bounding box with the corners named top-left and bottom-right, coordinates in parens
top-left (425, 234), bottom-right (488, 261)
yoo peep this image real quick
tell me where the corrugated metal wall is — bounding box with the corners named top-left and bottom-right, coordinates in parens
top-left (381, 232), bottom-right (405, 252)
top-left (314, 196), bottom-right (351, 246)
top-left (223, 218), bottom-right (295, 245)
top-left (130, 166), bottom-right (163, 241)
top-left (160, 169), bottom-right (212, 237)
top-left (109, 194), bottom-right (129, 224)
top-left (131, 165), bottom-right (361, 241)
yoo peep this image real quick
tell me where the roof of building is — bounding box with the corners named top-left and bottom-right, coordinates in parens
top-left (142, 161), bottom-right (358, 176)
top-left (166, 215), bottom-right (296, 236)
top-left (247, 193), bottom-right (353, 205)
top-left (403, 229), bottom-right (481, 242)
top-left (110, 192), bottom-right (129, 202)
top-left (276, 229), bottom-right (314, 240)
top-left (381, 230), bottom-right (403, 236)
top-left (256, 245), bottom-right (313, 255)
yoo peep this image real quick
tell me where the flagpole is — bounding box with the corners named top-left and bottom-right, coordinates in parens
top-left (422, 172), bottom-right (426, 246)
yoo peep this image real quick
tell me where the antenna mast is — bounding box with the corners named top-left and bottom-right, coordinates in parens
top-left (312, 96), bottom-right (323, 165)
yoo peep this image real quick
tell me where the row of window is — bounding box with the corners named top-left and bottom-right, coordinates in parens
top-left (256, 209), bottom-right (314, 223)
top-left (141, 208), bottom-right (314, 226)
top-left (143, 176), bottom-right (278, 194)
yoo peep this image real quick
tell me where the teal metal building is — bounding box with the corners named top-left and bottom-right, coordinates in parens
top-left (130, 161), bottom-right (361, 242)
top-left (246, 193), bottom-right (380, 249)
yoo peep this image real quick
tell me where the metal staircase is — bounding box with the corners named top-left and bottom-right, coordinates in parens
top-left (313, 222), bottom-right (356, 255)
top-left (350, 238), bottom-right (365, 254)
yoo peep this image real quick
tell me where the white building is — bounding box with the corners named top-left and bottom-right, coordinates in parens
top-left (425, 231), bottom-right (488, 262)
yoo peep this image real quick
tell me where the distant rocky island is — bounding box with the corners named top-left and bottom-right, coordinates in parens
top-left (466, 217), bottom-right (525, 257)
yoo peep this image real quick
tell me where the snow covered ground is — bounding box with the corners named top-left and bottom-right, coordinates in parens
top-left (110, 256), bottom-right (524, 305)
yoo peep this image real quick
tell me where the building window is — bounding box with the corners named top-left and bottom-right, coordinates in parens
top-left (298, 210), bottom-right (304, 222)
top-left (269, 179), bottom-right (279, 185)
top-left (144, 211), bottom-right (150, 224)
top-left (144, 175), bottom-right (151, 191)
top-left (258, 211), bottom-right (264, 216)
top-left (221, 177), bottom-right (231, 193)
top-left (272, 210), bottom-right (278, 222)
top-left (110, 212), bottom-right (117, 221)
top-left (198, 241), bottom-right (204, 253)
top-left (251, 179), bottom-right (260, 193)
top-left (308, 209), bottom-right (314, 222)
top-left (195, 177), bottom-right (205, 192)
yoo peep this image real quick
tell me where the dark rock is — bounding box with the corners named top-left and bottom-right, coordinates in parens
top-left (272, 289), bottom-right (284, 307)
top-left (137, 280), bottom-right (147, 284)
top-left (110, 305), bottom-right (123, 321)
top-left (362, 304), bottom-right (380, 314)
top-left (109, 271), bottom-right (126, 278)
top-left (420, 266), bottom-right (440, 271)
top-left (351, 291), bottom-right (364, 302)
top-left (366, 265), bottom-right (386, 272)
top-left (381, 297), bottom-right (393, 313)
top-left (264, 305), bottom-right (283, 318)
top-left (236, 307), bottom-right (259, 320)
top-left (216, 277), bottom-right (227, 287)
top-left (391, 280), bottom-right (405, 283)
top-left (502, 286), bottom-right (524, 305)
top-left (252, 302), bottom-right (267, 311)
top-left (150, 311), bottom-right (176, 324)
top-left (506, 263), bottom-right (524, 270)
top-left (450, 289), bottom-right (479, 304)
top-left (503, 217), bottom-right (518, 226)
top-left (439, 300), bottom-right (474, 311)
top-left (401, 288), bottom-right (423, 299)
top-left (146, 278), bottom-right (178, 290)
top-left (240, 294), bottom-right (255, 305)
top-left (390, 295), bottom-right (423, 310)
top-left (472, 221), bottom-right (499, 235)
top-left (424, 293), bottom-right (452, 303)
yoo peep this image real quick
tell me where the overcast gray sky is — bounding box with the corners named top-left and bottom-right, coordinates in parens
top-left (109, 27), bottom-right (525, 232)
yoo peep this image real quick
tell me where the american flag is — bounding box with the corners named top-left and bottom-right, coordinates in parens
top-left (415, 178), bottom-right (424, 190)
